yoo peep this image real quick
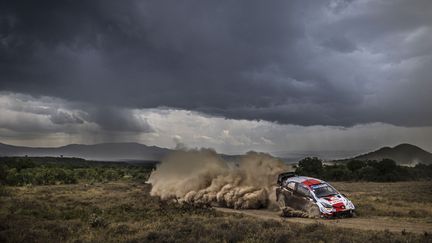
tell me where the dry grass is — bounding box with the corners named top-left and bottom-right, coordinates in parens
top-left (0, 182), bottom-right (431, 242)
top-left (332, 181), bottom-right (432, 220)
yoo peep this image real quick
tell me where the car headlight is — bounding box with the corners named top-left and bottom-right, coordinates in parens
top-left (347, 201), bottom-right (355, 209)
top-left (321, 202), bottom-right (333, 209)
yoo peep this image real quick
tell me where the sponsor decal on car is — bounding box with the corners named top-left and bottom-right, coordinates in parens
top-left (310, 184), bottom-right (327, 189)
top-left (327, 196), bottom-right (343, 204)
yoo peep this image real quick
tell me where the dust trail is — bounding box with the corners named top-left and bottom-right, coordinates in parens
top-left (147, 149), bottom-right (290, 209)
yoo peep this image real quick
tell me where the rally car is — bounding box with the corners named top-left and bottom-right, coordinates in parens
top-left (276, 172), bottom-right (355, 218)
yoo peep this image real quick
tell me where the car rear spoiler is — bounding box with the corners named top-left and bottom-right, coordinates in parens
top-left (277, 172), bottom-right (297, 186)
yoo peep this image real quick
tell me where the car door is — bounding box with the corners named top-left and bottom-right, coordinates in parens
top-left (292, 183), bottom-right (313, 210)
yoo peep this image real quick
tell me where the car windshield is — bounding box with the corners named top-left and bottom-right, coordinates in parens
top-left (310, 183), bottom-right (338, 198)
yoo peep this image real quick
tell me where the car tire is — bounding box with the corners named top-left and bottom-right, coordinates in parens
top-left (277, 193), bottom-right (286, 210)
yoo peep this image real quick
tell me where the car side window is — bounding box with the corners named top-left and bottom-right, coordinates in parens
top-left (296, 184), bottom-right (311, 198)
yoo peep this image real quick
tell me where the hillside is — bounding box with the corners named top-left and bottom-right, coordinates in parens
top-left (0, 142), bottom-right (172, 161)
top-left (351, 144), bottom-right (432, 165)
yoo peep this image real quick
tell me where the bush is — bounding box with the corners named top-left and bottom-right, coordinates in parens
top-left (323, 165), bottom-right (352, 181)
top-left (88, 213), bottom-right (108, 228)
top-left (0, 185), bottom-right (10, 197)
top-left (373, 159), bottom-right (397, 174)
top-left (0, 157), bottom-right (153, 186)
top-left (0, 165), bottom-right (8, 183)
top-left (347, 160), bottom-right (366, 172)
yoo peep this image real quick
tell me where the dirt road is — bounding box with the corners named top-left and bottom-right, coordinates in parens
top-left (215, 207), bottom-right (432, 234)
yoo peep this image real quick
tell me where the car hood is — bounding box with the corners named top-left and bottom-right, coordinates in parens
top-left (317, 194), bottom-right (348, 206)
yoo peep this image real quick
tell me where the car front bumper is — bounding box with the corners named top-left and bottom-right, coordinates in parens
top-left (322, 209), bottom-right (354, 218)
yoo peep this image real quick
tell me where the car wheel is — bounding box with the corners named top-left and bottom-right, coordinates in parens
top-left (277, 193), bottom-right (286, 210)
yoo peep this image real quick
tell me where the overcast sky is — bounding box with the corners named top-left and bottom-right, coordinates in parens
top-left (1, 0), bottom-right (431, 157)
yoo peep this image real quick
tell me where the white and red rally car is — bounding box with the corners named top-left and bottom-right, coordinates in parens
top-left (276, 172), bottom-right (355, 218)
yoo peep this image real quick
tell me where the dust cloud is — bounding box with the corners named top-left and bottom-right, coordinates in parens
top-left (147, 149), bottom-right (290, 209)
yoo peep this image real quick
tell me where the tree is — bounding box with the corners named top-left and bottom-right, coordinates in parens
top-left (0, 165), bottom-right (8, 183)
top-left (358, 166), bottom-right (379, 181)
top-left (346, 160), bottom-right (366, 172)
top-left (323, 165), bottom-right (352, 181)
top-left (296, 157), bottom-right (323, 176)
top-left (375, 159), bottom-right (397, 174)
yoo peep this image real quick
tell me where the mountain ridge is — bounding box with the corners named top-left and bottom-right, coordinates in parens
top-left (1, 142), bottom-right (431, 165)
top-left (0, 142), bottom-right (173, 161)
top-left (340, 143), bottom-right (432, 165)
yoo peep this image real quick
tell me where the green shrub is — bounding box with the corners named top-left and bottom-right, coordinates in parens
top-left (0, 185), bottom-right (10, 196)
top-left (323, 165), bottom-right (352, 181)
top-left (347, 160), bottom-right (366, 172)
top-left (0, 157), bottom-right (153, 186)
top-left (88, 213), bottom-right (109, 228)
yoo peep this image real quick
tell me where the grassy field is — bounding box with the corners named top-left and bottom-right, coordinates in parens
top-left (1, 180), bottom-right (431, 242)
top-left (332, 181), bottom-right (432, 220)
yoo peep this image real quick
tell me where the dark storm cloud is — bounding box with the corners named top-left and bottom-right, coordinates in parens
top-left (0, 92), bottom-right (153, 134)
top-left (83, 106), bottom-right (153, 132)
top-left (0, 0), bottom-right (431, 126)
top-left (49, 110), bottom-right (84, 125)
top-left (321, 36), bottom-right (357, 53)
